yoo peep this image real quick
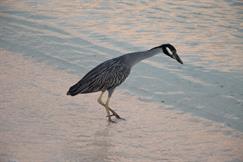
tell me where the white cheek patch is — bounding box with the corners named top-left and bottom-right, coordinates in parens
top-left (166, 47), bottom-right (173, 55)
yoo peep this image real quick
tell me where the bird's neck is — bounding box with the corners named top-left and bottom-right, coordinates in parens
top-left (125, 47), bottom-right (161, 67)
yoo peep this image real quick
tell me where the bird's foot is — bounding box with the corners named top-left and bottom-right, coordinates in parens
top-left (108, 109), bottom-right (125, 120)
top-left (118, 116), bottom-right (126, 120)
top-left (106, 114), bottom-right (115, 117)
top-left (114, 115), bottom-right (126, 120)
top-left (106, 114), bottom-right (126, 120)
top-left (111, 112), bottom-right (125, 120)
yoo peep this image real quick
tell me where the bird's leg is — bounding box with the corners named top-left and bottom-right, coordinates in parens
top-left (97, 91), bottom-right (115, 122)
top-left (97, 90), bottom-right (124, 121)
top-left (97, 91), bottom-right (105, 106)
top-left (107, 107), bottom-right (124, 120)
top-left (106, 89), bottom-right (125, 120)
top-left (104, 96), bottom-right (115, 123)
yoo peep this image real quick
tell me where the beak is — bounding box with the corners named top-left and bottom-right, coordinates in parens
top-left (173, 52), bottom-right (183, 64)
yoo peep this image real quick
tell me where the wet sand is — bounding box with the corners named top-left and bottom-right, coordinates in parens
top-left (0, 49), bottom-right (242, 162)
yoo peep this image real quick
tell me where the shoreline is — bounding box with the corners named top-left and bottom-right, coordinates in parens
top-left (0, 49), bottom-right (242, 162)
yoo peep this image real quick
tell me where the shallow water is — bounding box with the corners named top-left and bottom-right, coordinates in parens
top-left (0, 0), bottom-right (243, 131)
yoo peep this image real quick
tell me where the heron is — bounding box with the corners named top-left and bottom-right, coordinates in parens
top-left (67, 44), bottom-right (183, 122)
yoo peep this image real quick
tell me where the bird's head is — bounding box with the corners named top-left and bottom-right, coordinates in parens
top-left (154, 44), bottom-right (183, 64)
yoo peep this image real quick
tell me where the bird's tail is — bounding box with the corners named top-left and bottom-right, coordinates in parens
top-left (67, 82), bottom-right (83, 96)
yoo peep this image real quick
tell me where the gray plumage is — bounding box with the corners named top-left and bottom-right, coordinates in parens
top-left (67, 56), bottom-right (130, 96)
top-left (67, 43), bottom-right (183, 122)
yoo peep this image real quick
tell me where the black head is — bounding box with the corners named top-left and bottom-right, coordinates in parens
top-left (154, 44), bottom-right (183, 64)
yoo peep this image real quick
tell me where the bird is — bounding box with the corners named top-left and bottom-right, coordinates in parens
top-left (67, 44), bottom-right (183, 122)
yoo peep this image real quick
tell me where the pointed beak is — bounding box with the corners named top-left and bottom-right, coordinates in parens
top-left (173, 52), bottom-right (183, 64)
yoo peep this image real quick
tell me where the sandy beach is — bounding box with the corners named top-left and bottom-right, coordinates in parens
top-left (0, 50), bottom-right (242, 162)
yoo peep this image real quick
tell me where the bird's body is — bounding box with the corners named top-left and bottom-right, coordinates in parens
top-left (67, 56), bottom-right (130, 96)
top-left (67, 44), bottom-right (183, 122)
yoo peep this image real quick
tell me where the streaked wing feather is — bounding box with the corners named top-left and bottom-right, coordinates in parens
top-left (68, 58), bottom-right (130, 95)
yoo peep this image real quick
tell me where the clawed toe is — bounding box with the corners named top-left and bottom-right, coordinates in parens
top-left (106, 114), bottom-right (115, 117)
top-left (106, 114), bottom-right (125, 121)
top-left (117, 116), bottom-right (126, 120)
top-left (114, 114), bottom-right (125, 120)
top-left (106, 114), bottom-right (126, 123)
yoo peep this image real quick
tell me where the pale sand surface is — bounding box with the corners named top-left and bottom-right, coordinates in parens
top-left (0, 50), bottom-right (242, 162)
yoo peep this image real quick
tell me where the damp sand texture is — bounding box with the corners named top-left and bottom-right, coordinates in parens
top-left (1, 50), bottom-right (243, 162)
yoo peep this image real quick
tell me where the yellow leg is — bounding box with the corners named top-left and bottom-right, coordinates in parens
top-left (104, 96), bottom-right (115, 122)
top-left (104, 95), bottom-right (124, 121)
top-left (97, 91), bottom-right (105, 106)
top-left (97, 91), bottom-right (114, 122)
top-left (97, 91), bottom-right (124, 122)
